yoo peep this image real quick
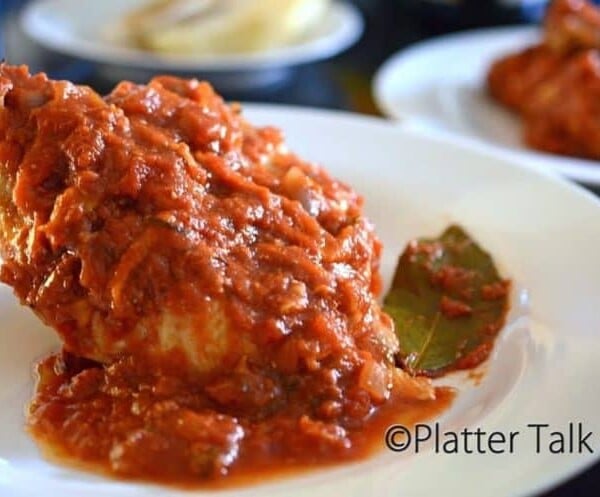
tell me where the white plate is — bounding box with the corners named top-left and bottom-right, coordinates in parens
top-left (1, 105), bottom-right (600, 497)
top-left (373, 26), bottom-right (600, 185)
top-left (18, 0), bottom-right (362, 91)
top-left (21, 0), bottom-right (362, 72)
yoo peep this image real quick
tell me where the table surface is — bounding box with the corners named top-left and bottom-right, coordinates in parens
top-left (0, 1), bottom-right (599, 495)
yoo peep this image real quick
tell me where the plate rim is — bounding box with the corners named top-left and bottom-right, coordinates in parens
top-left (244, 102), bottom-right (600, 205)
top-left (372, 25), bottom-right (539, 121)
top-left (20, 0), bottom-right (363, 71)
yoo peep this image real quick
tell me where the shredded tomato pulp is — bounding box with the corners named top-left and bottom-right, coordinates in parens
top-left (0, 64), bottom-right (453, 486)
top-left (29, 352), bottom-right (453, 487)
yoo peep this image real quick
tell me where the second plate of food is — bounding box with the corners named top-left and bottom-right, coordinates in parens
top-left (373, 25), bottom-right (600, 185)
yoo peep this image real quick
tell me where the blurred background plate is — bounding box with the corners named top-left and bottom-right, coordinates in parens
top-left (373, 26), bottom-right (600, 186)
top-left (19, 0), bottom-right (363, 91)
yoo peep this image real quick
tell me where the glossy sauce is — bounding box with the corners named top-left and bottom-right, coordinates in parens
top-left (0, 64), bottom-right (455, 488)
top-left (28, 351), bottom-right (453, 488)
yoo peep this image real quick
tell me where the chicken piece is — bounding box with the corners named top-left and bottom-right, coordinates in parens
top-left (487, 45), bottom-right (567, 114)
top-left (524, 50), bottom-right (600, 158)
top-left (0, 64), bottom-right (399, 403)
top-left (545, 0), bottom-right (600, 53)
top-left (486, 1), bottom-right (600, 159)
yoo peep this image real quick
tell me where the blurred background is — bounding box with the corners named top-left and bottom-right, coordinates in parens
top-left (0, 0), bottom-right (553, 111)
top-left (0, 1), bottom-right (598, 495)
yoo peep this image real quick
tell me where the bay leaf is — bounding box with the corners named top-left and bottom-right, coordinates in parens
top-left (384, 225), bottom-right (510, 377)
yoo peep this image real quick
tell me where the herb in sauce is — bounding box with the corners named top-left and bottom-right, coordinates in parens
top-left (384, 225), bottom-right (510, 377)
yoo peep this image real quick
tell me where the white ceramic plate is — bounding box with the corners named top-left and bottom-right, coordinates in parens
top-left (1, 105), bottom-right (600, 497)
top-left (373, 26), bottom-right (600, 185)
top-left (20, 0), bottom-right (362, 72)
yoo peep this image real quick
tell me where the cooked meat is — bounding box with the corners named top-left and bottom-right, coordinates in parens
top-left (486, 0), bottom-right (600, 159)
top-left (0, 62), bottom-right (458, 486)
top-left (524, 50), bottom-right (600, 158)
top-left (0, 64), bottom-right (444, 484)
top-left (0, 63), bottom-right (401, 385)
top-left (545, 0), bottom-right (600, 53)
top-left (487, 45), bottom-right (567, 114)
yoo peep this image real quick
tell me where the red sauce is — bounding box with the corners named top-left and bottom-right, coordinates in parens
top-left (28, 351), bottom-right (453, 488)
top-left (0, 64), bottom-right (456, 487)
top-left (28, 353), bottom-right (453, 487)
top-left (0, 64), bottom-right (389, 375)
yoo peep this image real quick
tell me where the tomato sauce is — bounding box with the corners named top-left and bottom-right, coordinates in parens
top-left (28, 351), bottom-right (453, 487)
top-left (0, 64), bottom-right (455, 487)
